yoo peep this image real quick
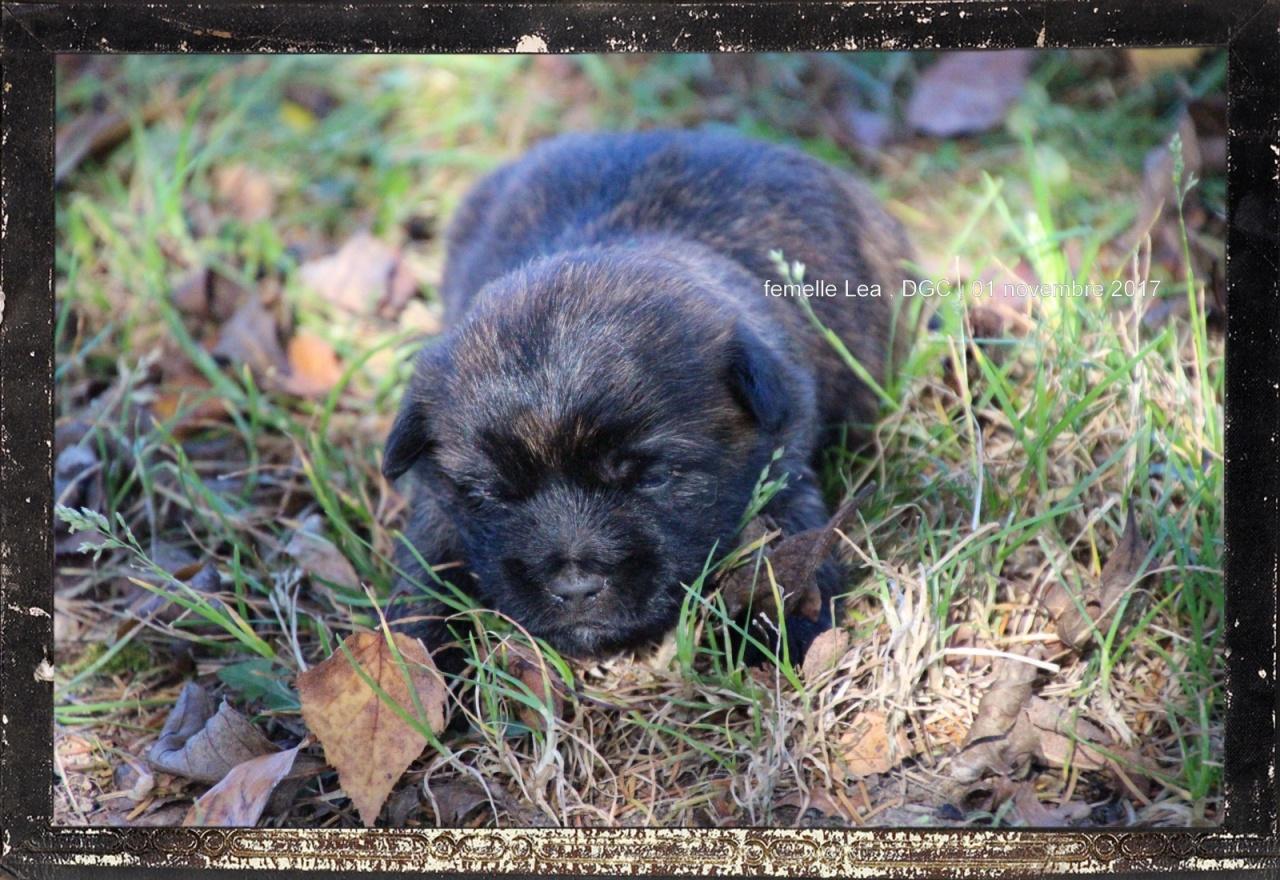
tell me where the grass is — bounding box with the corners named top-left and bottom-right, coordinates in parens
top-left (53, 51), bottom-right (1224, 828)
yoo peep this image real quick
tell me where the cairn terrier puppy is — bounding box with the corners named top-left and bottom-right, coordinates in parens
top-left (383, 130), bottom-right (913, 662)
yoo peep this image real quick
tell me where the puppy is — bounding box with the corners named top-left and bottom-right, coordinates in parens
top-left (382, 130), bottom-right (914, 663)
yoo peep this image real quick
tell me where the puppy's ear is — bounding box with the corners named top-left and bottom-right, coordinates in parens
top-left (383, 348), bottom-right (446, 480)
top-left (724, 322), bottom-right (793, 435)
top-left (383, 400), bottom-right (432, 481)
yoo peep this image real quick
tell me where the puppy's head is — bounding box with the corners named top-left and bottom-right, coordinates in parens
top-left (383, 248), bottom-right (808, 657)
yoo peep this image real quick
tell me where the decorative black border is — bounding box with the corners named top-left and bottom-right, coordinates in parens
top-left (2, 1), bottom-right (1277, 877)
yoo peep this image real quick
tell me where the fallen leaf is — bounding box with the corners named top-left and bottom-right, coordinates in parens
top-left (800, 627), bottom-right (851, 683)
top-left (284, 515), bottom-right (361, 591)
top-left (279, 100), bottom-right (318, 133)
top-left (1007, 782), bottom-right (1091, 827)
top-left (1047, 509), bottom-right (1151, 651)
top-left (384, 784), bottom-right (424, 827)
top-left (297, 630), bottom-right (448, 826)
top-left (494, 640), bottom-right (570, 730)
top-left (214, 163), bottom-right (276, 224)
top-left (839, 709), bottom-right (912, 777)
top-left (278, 332), bottom-right (344, 397)
top-left (1141, 295), bottom-right (1190, 331)
top-left (170, 268), bottom-right (251, 322)
top-left (1024, 696), bottom-right (1109, 772)
top-left (54, 443), bottom-right (98, 504)
top-left (211, 292), bottom-right (291, 381)
top-left (54, 443), bottom-right (103, 553)
top-left (56, 86), bottom-right (173, 183)
top-left (968, 262), bottom-right (1036, 340)
top-left (830, 99), bottom-right (893, 152)
top-left (906, 51), bottom-right (1034, 137)
top-left (425, 777), bottom-right (497, 826)
top-left (120, 560), bottom-right (223, 638)
top-left (1125, 48), bottom-right (1205, 80)
top-left (283, 82), bottom-right (338, 120)
top-left (151, 375), bottom-right (232, 438)
top-left (147, 682), bottom-right (276, 783)
top-left (297, 232), bottom-right (421, 319)
top-left (950, 651), bottom-right (1041, 783)
top-left (717, 491), bottom-right (868, 624)
top-left (1127, 111), bottom-right (1200, 255)
top-left (183, 743), bottom-right (302, 826)
top-left (399, 298), bottom-right (445, 337)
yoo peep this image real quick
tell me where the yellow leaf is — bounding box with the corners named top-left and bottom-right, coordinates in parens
top-left (280, 100), bottom-right (317, 133)
top-left (297, 630), bottom-right (447, 826)
top-left (1126, 48), bottom-right (1204, 80)
top-left (281, 332), bottom-right (344, 397)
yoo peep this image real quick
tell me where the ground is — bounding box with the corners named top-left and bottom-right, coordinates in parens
top-left (53, 50), bottom-right (1224, 828)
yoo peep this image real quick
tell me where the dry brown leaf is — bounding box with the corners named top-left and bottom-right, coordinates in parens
top-left (1007, 782), bottom-right (1092, 827)
top-left (800, 627), bottom-right (850, 683)
top-left (284, 515), bottom-right (361, 591)
top-left (170, 268), bottom-right (252, 323)
top-left (951, 654), bottom-right (1122, 791)
top-left (906, 51), bottom-right (1034, 137)
top-left (968, 261), bottom-right (1036, 341)
top-left (399, 298), bottom-right (445, 336)
top-left (151, 371), bottom-right (233, 438)
top-left (147, 682), bottom-right (276, 783)
top-left (183, 743), bottom-right (301, 826)
top-left (55, 84), bottom-right (173, 183)
top-left (717, 492), bottom-right (867, 623)
top-left (211, 292), bottom-right (291, 381)
top-left (1024, 697), bottom-right (1109, 772)
top-left (426, 778), bottom-right (497, 826)
top-left (494, 640), bottom-right (570, 730)
top-left (830, 99), bottom-right (893, 152)
top-left (297, 630), bottom-right (448, 826)
top-left (1127, 112), bottom-right (1200, 255)
top-left (297, 233), bottom-right (421, 319)
top-left (950, 652), bottom-right (1041, 783)
top-left (279, 332), bottom-right (344, 397)
top-left (839, 710), bottom-right (912, 777)
top-left (1048, 509), bottom-right (1151, 652)
top-left (120, 560), bottom-right (222, 638)
top-left (213, 163), bottom-right (276, 224)
top-left (54, 442), bottom-right (104, 553)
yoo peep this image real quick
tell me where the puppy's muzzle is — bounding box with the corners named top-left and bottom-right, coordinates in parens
top-left (546, 567), bottom-right (608, 605)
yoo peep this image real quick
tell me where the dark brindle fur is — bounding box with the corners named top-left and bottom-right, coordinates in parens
top-left (382, 130), bottom-right (914, 663)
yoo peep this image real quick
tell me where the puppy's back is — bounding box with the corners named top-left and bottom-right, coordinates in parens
top-left (440, 130), bottom-right (915, 435)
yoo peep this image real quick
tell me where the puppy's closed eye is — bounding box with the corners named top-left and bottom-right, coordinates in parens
top-left (600, 451), bottom-right (676, 491)
top-left (444, 473), bottom-right (513, 507)
top-left (635, 464), bottom-right (676, 491)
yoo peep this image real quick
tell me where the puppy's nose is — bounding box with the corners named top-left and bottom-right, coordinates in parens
top-left (546, 570), bottom-right (607, 602)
